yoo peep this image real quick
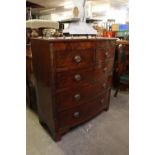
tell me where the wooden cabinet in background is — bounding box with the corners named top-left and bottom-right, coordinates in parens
top-left (26, 44), bottom-right (37, 111)
top-left (113, 40), bottom-right (129, 90)
top-left (31, 38), bottom-right (116, 141)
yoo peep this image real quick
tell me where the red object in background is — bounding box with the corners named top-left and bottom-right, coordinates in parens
top-left (103, 31), bottom-right (116, 38)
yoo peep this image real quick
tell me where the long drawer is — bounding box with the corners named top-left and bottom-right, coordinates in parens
top-left (58, 93), bottom-right (108, 127)
top-left (55, 60), bottom-right (114, 90)
top-left (55, 49), bottom-right (95, 69)
top-left (55, 68), bottom-right (104, 89)
top-left (56, 79), bottom-right (111, 111)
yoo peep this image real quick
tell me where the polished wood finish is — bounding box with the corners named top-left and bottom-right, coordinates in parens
top-left (58, 93), bottom-right (106, 127)
top-left (116, 40), bottom-right (129, 45)
top-left (31, 38), bottom-right (116, 141)
top-left (26, 44), bottom-right (37, 111)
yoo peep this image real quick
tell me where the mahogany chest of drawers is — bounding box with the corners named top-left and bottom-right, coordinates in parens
top-left (31, 38), bottom-right (116, 141)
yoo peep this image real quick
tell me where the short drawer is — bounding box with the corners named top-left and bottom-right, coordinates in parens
top-left (95, 59), bottom-right (114, 76)
top-left (58, 94), bottom-right (107, 127)
top-left (56, 81), bottom-right (109, 111)
top-left (54, 49), bottom-right (95, 69)
top-left (96, 40), bottom-right (116, 49)
top-left (53, 41), bottom-right (95, 51)
top-left (96, 47), bottom-right (115, 62)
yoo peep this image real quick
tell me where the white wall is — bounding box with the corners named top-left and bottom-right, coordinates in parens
top-left (39, 14), bottom-right (51, 20)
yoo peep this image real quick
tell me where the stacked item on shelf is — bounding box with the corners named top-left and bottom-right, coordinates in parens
top-left (26, 19), bottom-right (59, 29)
top-left (103, 19), bottom-right (116, 38)
top-left (103, 30), bottom-right (116, 38)
top-left (26, 19), bottom-right (60, 41)
top-left (112, 23), bottom-right (129, 39)
top-left (102, 22), bottom-right (129, 39)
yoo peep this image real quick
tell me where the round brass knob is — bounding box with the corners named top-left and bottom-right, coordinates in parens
top-left (73, 112), bottom-right (80, 118)
top-left (74, 55), bottom-right (82, 63)
top-left (102, 83), bottom-right (106, 88)
top-left (74, 94), bottom-right (81, 101)
top-left (105, 52), bottom-right (109, 57)
top-left (103, 67), bottom-right (108, 72)
top-left (74, 74), bottom-right (81, 81)
top-left (101, 98), bottom-right (104, 104)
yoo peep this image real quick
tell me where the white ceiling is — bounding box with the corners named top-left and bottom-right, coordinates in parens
top-left (27, 0), bottom-right (129, 22)
top-left (27, 0), bottom-right (128, 8)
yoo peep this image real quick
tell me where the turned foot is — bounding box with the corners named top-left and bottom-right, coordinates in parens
top-left (104, 106), bottom-right (109, 111)
top-left (53, 133), bottom-right (62, 142)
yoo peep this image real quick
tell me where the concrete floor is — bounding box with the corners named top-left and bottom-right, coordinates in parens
top-left (26, 90), bottom-right (129, 155)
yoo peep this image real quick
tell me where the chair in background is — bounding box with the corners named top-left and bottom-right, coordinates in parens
top-left (114, 43), bottom-right (129, 97)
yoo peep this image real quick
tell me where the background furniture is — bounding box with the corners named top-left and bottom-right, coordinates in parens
top-left (26, 20), bottom-right (59, 111)
top-left (26, 44), bottom-right (37, 110)
top-left (113, 40), bottom-right (129, 97)
top-left (26, 20), bottom-right (59, 29)
top-left (31, 38), bottom-right (116, 141)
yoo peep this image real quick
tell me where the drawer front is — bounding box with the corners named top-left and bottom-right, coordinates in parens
top-left (58, 94), bottom-right (107, 127)
top-left (55, 49), bottom-right (95, 69)
top-left (96, 40), bottom-right (115, 63)
top-left (96, 47), bottom-right (115, 62)
top-left (96, 40), bottom-right (116, 49)
top-left (107, 75), bottom-right (112, 88)
top-left (55, 67), bottom-right (109, 89)
top-left (54, 42), bottom-right (95, 69)
top-left (56, 80), bottom-right (110, 111)
top-left (104, 59), bottom-right (115, 74)
top-left (96, 58), bottom-right (114, 76)
top-left (53, 41), bottom-right (95, 51)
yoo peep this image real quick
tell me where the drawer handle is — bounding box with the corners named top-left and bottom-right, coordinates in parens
top-left (74, 94), bottom-right (81, 101)
top-left (105, 52), bottom-right (109, 57)
top-left (73, 112), bottom-right (80, 118)
top-left (101, 98), bottom-right (104, 104)
top-left (103, 67), bottom-right (108, 72)
top-left (74, 55), bottom-right (82, 63)
top-left (102, 83), bottom-right (106, 88)
top-left (74, 74), bottom-right (81, 81)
